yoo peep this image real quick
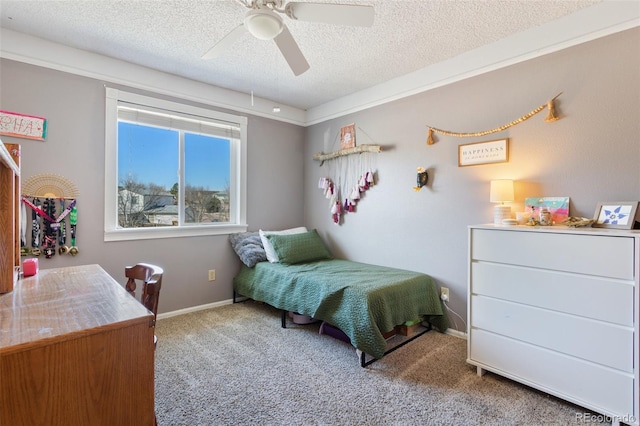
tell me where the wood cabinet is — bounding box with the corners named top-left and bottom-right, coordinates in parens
top-left (0, 140), bottom-right (20, 292)
top-left (468, 225), bottom-right (638, 426)
top-left (0, 264), bottom-right (156, 426)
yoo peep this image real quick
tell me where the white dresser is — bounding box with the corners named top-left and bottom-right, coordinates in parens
top-left (468, 225), bottom-right (638, 425)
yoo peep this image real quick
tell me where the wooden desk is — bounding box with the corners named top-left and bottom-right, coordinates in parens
top-left (0, 264), bottom-right (155, 426)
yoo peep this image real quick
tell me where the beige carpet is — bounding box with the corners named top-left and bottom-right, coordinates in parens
top-left (154, 301), bottom-right (606, 425)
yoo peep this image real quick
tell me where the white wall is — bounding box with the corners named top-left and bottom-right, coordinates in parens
top-left (304, 28), bottom-right (640, 332)
top-left (0, 59), bottom-right (306, 314)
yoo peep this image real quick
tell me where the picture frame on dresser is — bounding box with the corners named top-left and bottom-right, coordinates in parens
top-left (592, 201), bottom-right (640, 229)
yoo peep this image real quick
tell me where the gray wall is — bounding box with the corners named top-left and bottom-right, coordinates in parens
top-left (2, 28), bottom-right (638, 328)
top-left (304, 28), bottom-right (640, 331)
top-left (0, 59), bottom-right (305, 314)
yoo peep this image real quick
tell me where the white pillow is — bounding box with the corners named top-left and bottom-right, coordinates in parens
top-left (259, 227), bottom-right (308, 263)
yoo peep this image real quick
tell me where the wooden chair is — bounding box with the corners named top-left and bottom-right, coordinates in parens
top-left (125, 263), bottom-right (163, 343)
top-left (124, 263), bottom-right (163, 426)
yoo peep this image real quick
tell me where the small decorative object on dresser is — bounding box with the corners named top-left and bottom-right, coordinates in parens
top-left (538, 207), bottom-right (552, 226)
top-left (592, 201), bottom-right (640, 229)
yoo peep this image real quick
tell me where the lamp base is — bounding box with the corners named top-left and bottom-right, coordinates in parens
top-left (494, 205), bottom-right (511, 225)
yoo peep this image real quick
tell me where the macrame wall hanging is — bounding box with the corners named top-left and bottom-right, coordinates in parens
top-left (425, 93), bottom-right (562, 145)
top-left (313, 126), bottom-right (381, 225)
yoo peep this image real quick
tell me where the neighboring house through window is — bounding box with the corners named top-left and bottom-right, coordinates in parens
top-left (104, 88), bottom-right (247, 241)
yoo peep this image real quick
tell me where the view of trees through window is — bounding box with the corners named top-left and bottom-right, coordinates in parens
top-left (117, 121), bottom-right (231, 228)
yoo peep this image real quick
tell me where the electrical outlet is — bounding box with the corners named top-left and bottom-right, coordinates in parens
top-left (208, 269), bottom-right (216, 281)
top-left (440, 287), bottom-right (449, 302)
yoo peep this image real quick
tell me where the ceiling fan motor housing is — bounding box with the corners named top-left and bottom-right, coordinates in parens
top-left (244, 8), bottom-right (284, 40)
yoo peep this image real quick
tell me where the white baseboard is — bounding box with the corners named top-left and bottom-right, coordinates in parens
top-left (158, 301), bottom-right (469, 342)
top-left (156, 299), bottom-right (234, 320)
top-left (444, 328), bottom-right (468, 339)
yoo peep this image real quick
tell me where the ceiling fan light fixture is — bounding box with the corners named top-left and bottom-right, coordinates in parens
top-left (244, 9), bottom-right (283, 40)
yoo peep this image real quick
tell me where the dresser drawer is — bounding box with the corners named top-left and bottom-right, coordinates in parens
top-left (470, 229), bottom-right (634, 279)
top-left (471, 262), bottom-right (634, 326)
top-left (471, 295), bottom-right (633, 371)
top-left (469, 329), bottom-right (634, 417)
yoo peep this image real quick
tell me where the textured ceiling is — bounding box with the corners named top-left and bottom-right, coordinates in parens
top-left (0, 0), bottom-right (603, 110)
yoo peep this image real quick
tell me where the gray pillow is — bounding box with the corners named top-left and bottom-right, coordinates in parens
top-left (229, 231), bottom-right (267, 267)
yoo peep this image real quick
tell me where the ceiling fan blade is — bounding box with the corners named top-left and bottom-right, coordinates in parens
top-left (286, 2), bottom-right (374, 27)
top-left (274, 25), bottom-right (310, 76)
top-left (202, 24), bottom-right (246, 59)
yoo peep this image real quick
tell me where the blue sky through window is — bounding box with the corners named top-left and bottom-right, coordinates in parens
top-left (118, 122), bottom-right (230, 191)
top-left (185, 132), bottom-right (230, 191)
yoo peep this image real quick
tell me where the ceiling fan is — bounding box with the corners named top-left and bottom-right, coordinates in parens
top-left (202, 0), bottom-right (375, 76)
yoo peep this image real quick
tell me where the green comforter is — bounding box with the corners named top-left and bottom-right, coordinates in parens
top-left (233, 259), bottom-right (448, 359)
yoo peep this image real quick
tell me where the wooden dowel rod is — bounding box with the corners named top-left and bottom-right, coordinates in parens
top-left (313, 144), bottom-right (382, 163)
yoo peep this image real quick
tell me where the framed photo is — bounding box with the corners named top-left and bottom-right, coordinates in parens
top-left (458, 138), bottom-right (508, 167)
top-left (592, 201), bottom-right (639, 229)
top-left (340, 124), bottom-right (356, 150)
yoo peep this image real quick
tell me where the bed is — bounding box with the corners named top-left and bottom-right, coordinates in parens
top-left (230, 228), bottom-right (448, 366)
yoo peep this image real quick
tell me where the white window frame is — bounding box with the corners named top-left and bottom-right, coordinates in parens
top-left (104, 88), bottom-right (247, 241)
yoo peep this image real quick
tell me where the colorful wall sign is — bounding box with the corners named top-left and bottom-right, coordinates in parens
top-left (0, 110), bottom-right (47, 141)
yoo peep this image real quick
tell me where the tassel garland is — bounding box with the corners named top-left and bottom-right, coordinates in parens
top-left (426, 128), bottom-right (435, 145)
top-left (545, 99), bottom-right (559, 122)
top-left (426, 93), bottom-right (562, 144)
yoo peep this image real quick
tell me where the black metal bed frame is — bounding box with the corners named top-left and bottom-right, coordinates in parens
top-left (234, 290), bottom-right (433, 368)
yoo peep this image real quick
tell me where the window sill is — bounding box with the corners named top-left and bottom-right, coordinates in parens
top-left (104, 223), bottom-right (248, 242)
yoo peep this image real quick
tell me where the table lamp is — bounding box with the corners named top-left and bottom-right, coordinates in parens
top-left (490, 179), bottom-right (514, 225)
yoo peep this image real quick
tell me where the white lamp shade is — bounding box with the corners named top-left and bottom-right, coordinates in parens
top-left (490, 179), bottom-right (514, 203)
top-left (245, 9), bottom-right (284, 40)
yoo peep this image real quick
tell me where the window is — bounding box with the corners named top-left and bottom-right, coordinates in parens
top-left (105, 88), bottom-right (247, 241)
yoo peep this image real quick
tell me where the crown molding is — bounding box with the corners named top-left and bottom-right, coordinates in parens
top-left (0, 28), bottom-right (307, 126)
top-left (304, 1), bottom-right (640, 125)
top-left (2, 1), bottom-right (638, 127)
